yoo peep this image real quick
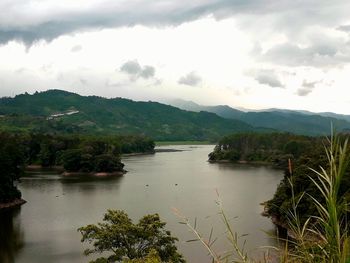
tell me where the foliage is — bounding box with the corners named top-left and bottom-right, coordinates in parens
top-left (0, 133), bottom-right (25, 203)
top-left (122, 249), bottom-right (162, 263)
top-left (78, 210), bottom-right (185, 263)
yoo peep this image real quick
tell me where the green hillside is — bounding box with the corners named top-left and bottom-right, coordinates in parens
top-left (0, 90), bottom-right (265, 141)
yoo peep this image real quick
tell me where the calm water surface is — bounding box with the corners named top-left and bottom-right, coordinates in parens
top-left (0, 145), bottom-right (283, 263)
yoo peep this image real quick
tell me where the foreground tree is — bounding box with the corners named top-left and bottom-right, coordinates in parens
top-left (78, 210), bottom-right (185, 263)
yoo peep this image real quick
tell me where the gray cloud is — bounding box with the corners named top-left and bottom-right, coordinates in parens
top-left (140, 65), bottom-right (155, 79)
top-left (296, 80), bottom-right (320, 96)
top-left (178, 72), bottom-right (202, 86)
top-left (337, 25), bottom-right (350, 32)
top-left (1, 0), bottom-right (350, 46)
top-left (120, 60), bottom-right (155, 81)
top-left (260, 42), bottom-right (350, 67)
top-left (296, 88), bottom-right (312, 96)
top-left (251, 69), bottom-right (284, 88)
top-left (120, 60), bottom-right (142, 75)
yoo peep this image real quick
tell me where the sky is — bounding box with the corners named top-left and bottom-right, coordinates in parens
top-left (1, 0), bottom-right (350, 114)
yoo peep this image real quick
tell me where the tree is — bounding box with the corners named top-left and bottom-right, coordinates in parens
top-left (78, 210), bottom-right (185, 263)
top-left (94, 154), bottom-right (124, 173)
top-left (0, 133), bottom-right (25, 203)
top-left (61, 149), bottom-right (83, 172)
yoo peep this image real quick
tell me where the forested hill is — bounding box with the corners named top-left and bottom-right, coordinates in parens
top-left (0, 90), bottom-right (267, 141)
top-left (169, 99), bottom-right (350, 136)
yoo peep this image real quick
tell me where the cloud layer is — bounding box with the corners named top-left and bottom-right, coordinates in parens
top-left (1, 0), bottom-right (350, 46)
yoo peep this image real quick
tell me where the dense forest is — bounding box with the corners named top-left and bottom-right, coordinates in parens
top-left (209, 132), bottom-right (350, 228)
top-left (0, 132), bottom-right (155, 204)
top-left (0, 90), bottom-right (269, 141)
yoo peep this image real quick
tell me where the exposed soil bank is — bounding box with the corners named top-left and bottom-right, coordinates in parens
top-left (0, 199), bottom-right (26, 211)
top-left (62, 170), bottom-right (126, 177)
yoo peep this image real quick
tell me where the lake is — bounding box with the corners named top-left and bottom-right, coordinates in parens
top-left (0, 145), bottom-right (283, 263)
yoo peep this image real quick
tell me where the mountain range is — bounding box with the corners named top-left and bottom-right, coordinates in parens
top-left (0, 90), bottom-right (349, 141)
top-left (0, 90), bottom-right (265, 141)
top-left (168, 99), bottom-right (350, 136)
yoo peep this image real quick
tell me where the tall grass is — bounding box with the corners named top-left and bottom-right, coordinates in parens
top-left (303, 133), bottom-right (349, 262)
top-left (176, 133), bottom-right (350, 263)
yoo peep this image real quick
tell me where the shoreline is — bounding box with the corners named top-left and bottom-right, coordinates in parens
top-left (0, 198), bottom-right (26, 211)
top-left (209, 159), bottom-right (278, 167)
top-left (122, 151), bottom-right (155, 157)
top-left (260, 204), bottom-right (294, 240)
top-left (62, 170), bottom-right (126, 177)
top-left (26, 165), bottom-right (126, 177)
top-left (25, 164), bottom-right (64, 172)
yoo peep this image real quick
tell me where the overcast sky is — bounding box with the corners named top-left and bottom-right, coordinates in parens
top-left (1, 0), bottom-right (350, 114)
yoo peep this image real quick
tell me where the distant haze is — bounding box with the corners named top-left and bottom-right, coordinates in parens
top-left (1, 1), bottom-right (350, 114)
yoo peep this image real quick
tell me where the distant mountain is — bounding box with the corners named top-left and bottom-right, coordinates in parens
top-left (0, 90), bottom-right (267, 141)
top-left (168, 99), bottom-right (350, 136)
top-left (169, 99), bottom-right (245, 119)
top-left (264, 108), bottom-right (350, 122)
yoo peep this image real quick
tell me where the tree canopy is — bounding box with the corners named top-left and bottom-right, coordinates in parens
top-left (78, 210), bottom-right (185, 263)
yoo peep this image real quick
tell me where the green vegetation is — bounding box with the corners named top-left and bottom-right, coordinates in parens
top-left (78, 210), bottom-right (185, 263)
top-left (0, 90), bottom-right (269, 141)
top-left (0, 133), bottom-right (25, 203)
top-left (265, 134), bottom-right (350, 227)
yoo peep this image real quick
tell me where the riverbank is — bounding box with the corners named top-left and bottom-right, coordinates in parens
top-left (0, 198), bottom-right (26, 211)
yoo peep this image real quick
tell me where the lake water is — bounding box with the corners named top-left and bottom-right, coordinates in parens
top-left (0, 145), bottom-right (283, 263)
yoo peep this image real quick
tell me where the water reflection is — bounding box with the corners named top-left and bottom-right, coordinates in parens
top-left (0, 208), bottom-right (24, 263)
